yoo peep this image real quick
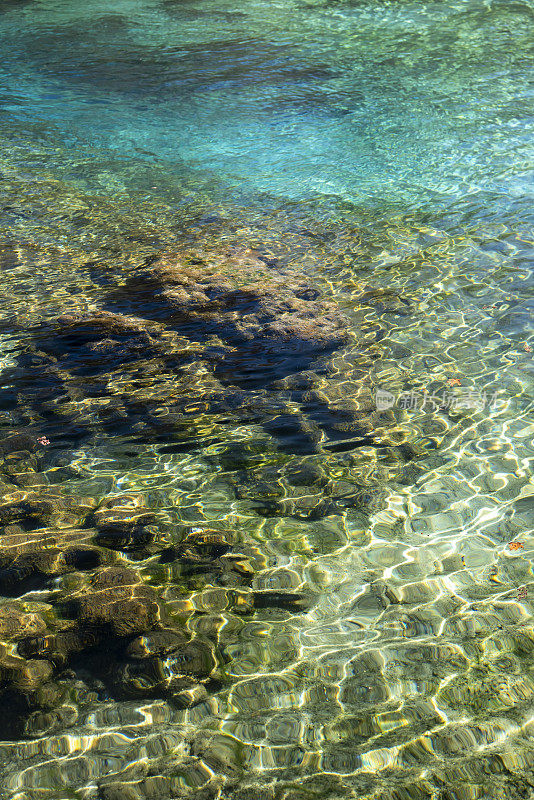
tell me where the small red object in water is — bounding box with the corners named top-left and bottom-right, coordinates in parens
top-left (36, 436), bottom-right (50, 446)
top-left (447, 378), bottom-right (461, 386)
top-left (523, 344), bottom-right (532, 353)
top-left (508, 542), bottom-right (524, 551)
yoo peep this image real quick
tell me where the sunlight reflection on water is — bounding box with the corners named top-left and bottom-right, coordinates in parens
top-left (0, 0), bottom-right (532, 798)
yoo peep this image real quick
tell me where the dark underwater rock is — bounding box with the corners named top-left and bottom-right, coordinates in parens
top-left (68, 566), bottom-right (162, 637)
top-left (175, 528), bottom-right (236, 560)
top-left (10, 515), bottom-right (259, 714)
top-left (0, 491), bottom-right (96, 529)
top-left (125, 628), bottom-right (190, 659)
top-left (15, 563), bottom-right (179, 713)
top-left (0, 634), bottom-right (78, 738)
top-left (34, 309), bottom-right (200, 374)
top-left (163, 548), bottom-right (255, 588)
top-left (42, 311), bottom-right (160, 372)
top-left (89, 494), bottom-right (159, 552)
top-left (158, 526), bottom-right (254, 588)
top-left (17, 625), bottom-right (103, 665)
top-left (252, 590), bottom-right (313, 612)
top-left (6, 308), bottom-right (224, 444)
top-left (13, 566), bottom-right (164, 664)
top-left (94, 524), bottom-right (156, 551)
top-left (114, 638), bottom-right (216, 695)
top-left (0, 655), bottom-right (54, 693)
top-left (23, 704), bottom-right (78, 737)
top-left (93, 515), bottom-right (157, 549)
top-left (0, 524), bottom-right (107, 594)
top-left (0, 550), bottom-right (70, 592)
top-left (0, 433), bottom-right (39, 458)
top-left (0, 602), bottom-right (48, 640)
top-left (1, 245), bottom-right (403, 472)
top-left (107, 247), bottom-right (349, 383)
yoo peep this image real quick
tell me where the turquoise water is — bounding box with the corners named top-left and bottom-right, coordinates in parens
top-left (0, 1), bottom-right (533, 799)
top-left (1, 0), bottom-right (533, 212)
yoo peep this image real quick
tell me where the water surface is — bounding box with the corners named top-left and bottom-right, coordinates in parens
top-left (0, 1), bottom-right (533, 799)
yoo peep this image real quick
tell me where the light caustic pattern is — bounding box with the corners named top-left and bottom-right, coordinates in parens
top-left (0, 202), bottom-right (532, 800)
top-left (0, 0), bottom-right (532, 799)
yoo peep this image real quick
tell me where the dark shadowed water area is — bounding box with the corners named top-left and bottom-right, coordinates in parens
top-left (0, 1), bottom-right (533, 799)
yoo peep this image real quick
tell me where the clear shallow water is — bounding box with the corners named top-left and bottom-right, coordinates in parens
top-left (1, 0), bottom-right (533, 208)
top-left (0, 1), bottom-right (533, 799)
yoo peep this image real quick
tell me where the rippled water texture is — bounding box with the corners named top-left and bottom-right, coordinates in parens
top-left (0, 1), bottom-right (533, 799)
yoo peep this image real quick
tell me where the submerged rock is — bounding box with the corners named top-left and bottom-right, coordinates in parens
top-left (18, 625), bottom-right (104, 665)
top-left (91, 494), bottom-right (158, 552)
top-left (176, 528), bottom-right (236, 559)
top-left (116, 248), bottom-right (347, 343)
top-left (68, 566), bottom-right (162, 636)
top-left (0, 491), bottom-right (96, 529)
top-left (106, 247), bottom-right (349, 384)
top-left (23, 704), bottom-right (78, 737)
top-left (114, 638), bottom-right (217, 697)
top-left (3, 501), bottom-right (278, 728)
top-left (191, 587), bottom-right (254, 615)
top-left (12, 560), bottom-right (218, 723)
top-left (125, 628), bottom-right (190, 659)
top-left (0, 602), bottom-right (48, 640)
top-left (0, 523), bottom-right (107, 594)
top-left (5, 308), bottom-right (212, 442)
top-left (0, 433), bottom-right (39, 458)
top-left (38, 310), bottom-right (163, 372)
top-left (0, 643), bottom-right (69, 739)
top-left (2, 239), bottom-right (412, 484)
top-left (0, 655), bottom-right (54, 693)
top-left (252, 590), bottom-right (313, 613)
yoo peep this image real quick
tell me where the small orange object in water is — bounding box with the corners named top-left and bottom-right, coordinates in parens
top-left (508, 542), bottom-right (524, 550)
top-left (447, 378), bottom-right (461, 386)
top-left (523, 344), bottom-right (532, 353)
